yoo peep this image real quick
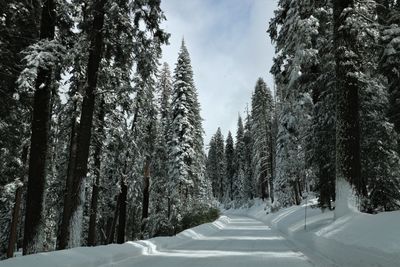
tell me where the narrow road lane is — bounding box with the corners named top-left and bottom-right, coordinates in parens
top-left (116, 215), bottom-right (316, 267)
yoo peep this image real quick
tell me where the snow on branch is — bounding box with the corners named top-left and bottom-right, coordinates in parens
top-left (16, 39), bottom-right (66, 94)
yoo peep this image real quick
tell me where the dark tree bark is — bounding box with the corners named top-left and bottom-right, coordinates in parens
top-left (116, 103), bottom-right (140, 243)
top-left (334, 0), bottom-right (365, 216)
top-left (116, 180), bottom-right (128, 244)
top-left (7, 145), bottom-right (29, 258)
top-left (87, 98), bottom-right (105, 246)
top-left (269, 130), bottom-right (274, 203)
top-left (58, 98), bottom-right (80, 249)
top-left (141, 159), bottom-right (151, 234)
top-left (23, 0), bottom-right (56, 255)
top-left (260, 167), bottom-right (268, 200)
top-left (59, 0), bottom-right (106, 249)
top-left (7, 185), bottom-right (22, 258)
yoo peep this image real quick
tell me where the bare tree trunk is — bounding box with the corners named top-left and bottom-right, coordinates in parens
top-left (57, 100), bottom-right (80, 249)
top-left (62, 0), bottom-right (106, 248)
top-left (87, 98), bottom-right (105, 246)
top-left (141, 159), bottom-right (151, 234)
top-left (116, 179), bottom-right (127, 244)
top-left (23, 0), bottom-right (56, 255)
top-left (269, 130), bottom-right (274, 202)
top-left (7, 185), bottom-right (23, 258)
top-left (7, 145), bottom-right (28, 258)
top-left (107, 195), bottom-right (120, 244)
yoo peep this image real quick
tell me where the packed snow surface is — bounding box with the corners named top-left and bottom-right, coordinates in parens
top-left (2, 199), bottom-right (400, 267)
top-left (1, 215), bottom-right (315, 267)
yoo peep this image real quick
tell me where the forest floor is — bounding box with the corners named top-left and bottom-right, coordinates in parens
top-left (1, 199), bottom-right (400, 267)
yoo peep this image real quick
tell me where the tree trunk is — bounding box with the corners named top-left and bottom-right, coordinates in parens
top-left (116, 179), bottom-right (128, 244)
top-left (269, 130), bottom-right (274, 203)
top-left (57, 99), bottom-right (80, 249)
top-left (23, 0), bottom-right (56, 255)
top-left (107, 195), bottom-right (120, 244)
top-left (141, 159), bottom-right (151, 234)
top-left (333, 0), bottom-right (365, 218)
top-left (7, 145), bottom-right (28, 258)
top-left (65, 0), bottom-right (106, 248)
top-left (87, 98), bottom-right (105, 246)
top-left (7, 185), bottom-right (23, 258)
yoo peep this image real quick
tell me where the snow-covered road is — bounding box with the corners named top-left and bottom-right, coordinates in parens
top-left (114, 215), bottom-right (315, 267)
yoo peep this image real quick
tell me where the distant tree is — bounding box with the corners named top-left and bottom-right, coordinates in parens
top-left (233, 116), bottom-right (246, 205)
top-left (225, 132), bottom-right (235, 202)
top-left (243, 112), bottom-right (254, 199)
top-left (250, 78), bottom-right (274, 201)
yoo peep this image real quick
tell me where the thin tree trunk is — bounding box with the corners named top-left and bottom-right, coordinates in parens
top-left (107, 195), bottom-right (120, 244)
top-left (7, 145), bottom-right (28, 258)
top-left (57, 100), bottom-right (80, 249)
top-left (115, 102), bottom-right (141, 243)
top-left (104, 217), bottom-right (112, 244)
top-left (116, 180), bottom-right (127, 244)
top-left (23, 0), bottom-right (56, 255)
top-left (66, 0), bottom-right (106, 248)
top-left (269, 131), bottom-right (274, 202)
top-left (141, 159), bottom-right (151, 234)
top-left (7, 185), bottom-right (23, 258)
top-left (87, 98), bottom-right (105, 246)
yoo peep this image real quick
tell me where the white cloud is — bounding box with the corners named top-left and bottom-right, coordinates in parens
top-left (161, 0), bottom-right (277, 144)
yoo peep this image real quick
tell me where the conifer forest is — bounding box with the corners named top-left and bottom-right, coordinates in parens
top-left (1, 0), bottom-right (400, 266)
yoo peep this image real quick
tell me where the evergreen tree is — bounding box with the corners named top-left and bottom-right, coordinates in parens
top-left (268, 0), bottom-right (316, 207)
top-left (225, 132), bottom-right (235, 202)
top-left (168, 40), bottom-right (205, 229)
top-left (243, 111), bottom-right (254, 199)
top-left (23, 0), bottom-right (57, 255)
top-left (148, 62), bottom-right (173, 236)
top-left (232, 116), bottom-right (246, 205)
top-left (333, 0), bottom-right (365, 218)
top-left (206, 129), bottom-right (225, 202)
top-left (250, 78), bottom-right (274, 201)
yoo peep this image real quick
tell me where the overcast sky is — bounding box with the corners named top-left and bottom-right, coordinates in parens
top-left (160, 0), bottom-right (277, 145)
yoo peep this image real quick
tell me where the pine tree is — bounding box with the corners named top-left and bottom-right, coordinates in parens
top-left (268, 0), bottom-right (317, 208)
top-left (250, 78), bottom-right (274, 201)
top-left (232, 116), bottom-right (246, 205)
top-left (380, 1), bottom-right (400, 139)
top-left (58, 0), bottom-right (107, 249)
top-left (243, 111), bottom-right (254, 199)
top-left (333, 0), bottom-right (365, 218)
top-left (168, 40), bottom-right (205, 229)
top-left (23, 0), bottom-right (57, 255)
top-left (0, 0), bottom-right (41, 257)
top-left (225, 132), bottom-right (235, 202)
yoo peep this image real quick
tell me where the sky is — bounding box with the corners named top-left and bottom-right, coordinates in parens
top-left (160, 0), bottom-right (277, 145)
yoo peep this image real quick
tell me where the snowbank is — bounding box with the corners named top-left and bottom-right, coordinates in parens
top-left (0, 216), bottom-right (231, 267)
top-left (226, 199), bottom-right (400, 267)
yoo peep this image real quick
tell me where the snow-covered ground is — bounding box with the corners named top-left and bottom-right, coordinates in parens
top-left (227, 198), bottom-right (400, 267)
top-left (0, 215), bottom-right (316, 267)
top-left (1, 200), bottom-right (399, 267)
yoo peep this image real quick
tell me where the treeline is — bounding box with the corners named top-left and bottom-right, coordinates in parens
top-left (206, 78), bottom-right (275, 207)
top-left (209, 0), bottom-right (400, 214)
top-left (0, 0), bottom-right (212, 259)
